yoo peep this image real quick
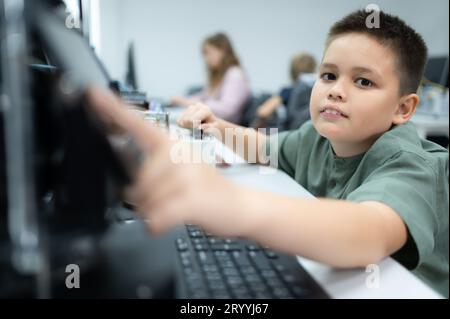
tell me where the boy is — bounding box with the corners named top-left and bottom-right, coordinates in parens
top-left (89, 10), bottom-right (448, 297)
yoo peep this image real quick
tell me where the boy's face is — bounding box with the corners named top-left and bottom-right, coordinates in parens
top-left (310, 33), bottom-right (403, 151)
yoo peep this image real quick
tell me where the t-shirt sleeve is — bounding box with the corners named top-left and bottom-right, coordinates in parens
top-left (346, 151), bottom-right (439, 269)
top-left (266, 124), bottom-right (309, 178)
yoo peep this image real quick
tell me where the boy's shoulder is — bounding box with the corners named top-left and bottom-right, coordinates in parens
top-left (368, 121), bottom-right (448, 174)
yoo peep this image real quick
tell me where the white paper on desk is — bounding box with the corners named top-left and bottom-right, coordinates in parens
top-left (213, 138), bottom-right (246, 164)
top-left (169, 125), bottom-right (246, 165)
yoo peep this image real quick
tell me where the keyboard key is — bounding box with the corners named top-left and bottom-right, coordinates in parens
top-left (201, 260), bottom-right (217, 268)
top-left (181, 258), bottom-right (191, 267)
top-left (208, 280), bottom-right (227, 291)
top-left (186, 225), bottom-right (200, 232)
top-left (247, 282), bottom-right (267, 293)
top-left (260, 270), bottom-right (278, 279)
top-left (248, 281), bottom-right (267, 292)
top-left (218, 261), bottom-right (235, 268)
top-left (224, 243), bottom-right (242, 251)
top-left (274, 264), bottom-right (286, 272)
top-left (212, 291), bottom-right (232, 299)
top-left (280, 272), bottom-right (307, 286)
top-left (246, 244), bottom-right (260, 251)
top-left (202, 265), bottom-right (219, 273)
top-left (232, 251), bottom-right (252, 266)
top-left (264, 250), bottom-right (279, 259)
top-left (194, 244), bottom-right (208, 251)
top-left (253, 292), bottom-right (273, 299)
top-left (210, 244), bottom-right (225, 251)
top-left (179, 251), bottom-right (191, 257)
top-left (226, 276), bottom-right (244, 286)
top-left (266, 278), bottom-right (285, 288)
top-left (189, 230), bottom-right (204, 238)
top-left (183, 268), bottom-right (197, 277)
top-left (211, 243), bottom-right (231, 251)
top-left (208, 238), bottom-right (223, 245)
top-left (192, 238), bottom-right (208, 245)
top-left (206, 273), bottom-right (222, 281)
top-left (291, 285), bottom-right (311, 298)
top-left (240, 266), bottom-right (257, 275)
top-left (244, 274), bottom-right (261, 283)
top-left (232, 287), bottom-right (251, 299)
top-left (190, 291), bottom-right (209, 299)
top-left (272, 287), bottom-right (293, 298)
top-left (176, 242), bottom-right (188, 251)
top-left (222, 268), bottom-right (239, 276)
top-left (231, 286), bottom-right (250, 295)
top-left (248, 251), bottom-right (272, 270)
top-left (214, 251), bottom-right (231, 259)
top-left (186, 280), bottom-right (204, 290)
top-left (197, 251), bottom-right (216, 265)
top-left (186, 277), bottom-right (202, 285)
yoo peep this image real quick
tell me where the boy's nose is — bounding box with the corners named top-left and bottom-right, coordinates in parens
top-left (327, 82), bottom-right (347, 102)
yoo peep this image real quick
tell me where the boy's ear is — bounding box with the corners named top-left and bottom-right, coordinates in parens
top-left (392, 93), bottom-right (419, 125)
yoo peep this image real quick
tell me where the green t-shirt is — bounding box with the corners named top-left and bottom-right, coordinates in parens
top-left (268, 120), bottom-right (449, 297)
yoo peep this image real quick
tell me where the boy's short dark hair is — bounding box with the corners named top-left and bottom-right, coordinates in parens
top-left (327, 10), bottom-right (428, 95)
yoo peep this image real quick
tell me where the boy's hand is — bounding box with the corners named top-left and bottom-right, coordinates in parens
top-left (177, 102), bottom-right (220, 134)
top-left (87, 88), bottom-right (253, 237)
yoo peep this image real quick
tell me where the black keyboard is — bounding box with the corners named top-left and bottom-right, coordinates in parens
top-left (175, 225), bottom-right (329, 299)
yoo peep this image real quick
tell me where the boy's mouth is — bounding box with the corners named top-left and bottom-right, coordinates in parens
top-left (319, 106), bottom-right (349, 119)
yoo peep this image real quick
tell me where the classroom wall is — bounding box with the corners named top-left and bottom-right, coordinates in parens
top-left (96, 0), bottom-right (449, 100)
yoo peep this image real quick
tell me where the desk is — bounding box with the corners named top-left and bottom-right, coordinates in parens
top-left (166, 106), bottom-right (443, 299)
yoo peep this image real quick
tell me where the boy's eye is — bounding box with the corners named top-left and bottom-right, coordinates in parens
top-left (355, 77), bottom-right (373, 87)
top-left (321, 73), bottom-right (336, 81)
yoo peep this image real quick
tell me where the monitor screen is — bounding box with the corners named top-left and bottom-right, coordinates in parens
top-left (36, 7), bottom-right (110, 89)
top-left (424, 56), bottom-right (449, 88)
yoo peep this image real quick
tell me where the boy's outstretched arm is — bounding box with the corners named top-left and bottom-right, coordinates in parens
top-left (88, 88), bottom-right (407, 269)
top-left (239, 188), bottom-right (408, 268)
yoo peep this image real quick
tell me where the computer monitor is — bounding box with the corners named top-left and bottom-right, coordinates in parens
top-left (1, 0), bottom-right (131, 283)
top-left (36, 4), bottom-right (111, 89)
top-left (424, 56), bottom-right (449, 88)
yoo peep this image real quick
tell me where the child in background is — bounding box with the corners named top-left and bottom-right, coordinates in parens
top-left (252, 53), bottom-right (316, 129)
top-left (170, 33), bottom-right (251, 124)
